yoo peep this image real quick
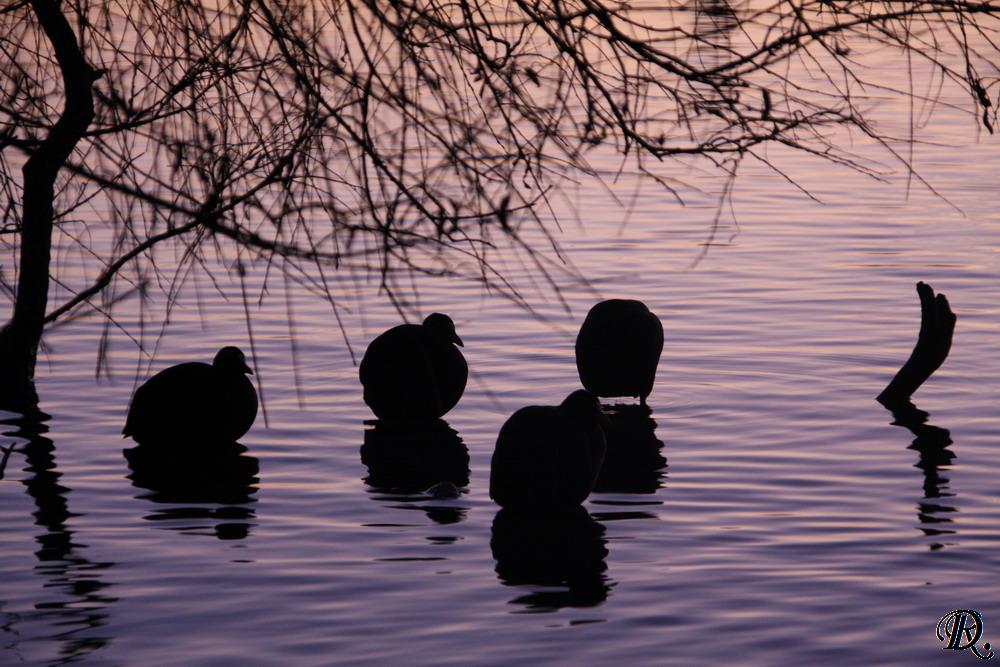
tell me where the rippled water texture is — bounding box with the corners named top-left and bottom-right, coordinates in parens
top-left (3, 7), bottom-right (1000, 667)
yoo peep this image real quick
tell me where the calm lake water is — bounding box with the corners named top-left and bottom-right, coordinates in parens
top-left (3, 8), bottom-right (1000, 666)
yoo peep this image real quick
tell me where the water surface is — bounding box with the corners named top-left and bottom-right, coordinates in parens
top-left (3, 10), bottom-right (1000, 666)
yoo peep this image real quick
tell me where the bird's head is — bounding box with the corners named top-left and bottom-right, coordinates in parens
top-left (214, 346), bottom-right (253, 375)
top-left (423, 312), bottom-right (463, 347)
top-left (560, 389), bottom-right (611, 431)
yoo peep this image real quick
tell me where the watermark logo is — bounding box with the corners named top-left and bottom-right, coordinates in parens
top-left (937, 610), bottom-right (994, 659)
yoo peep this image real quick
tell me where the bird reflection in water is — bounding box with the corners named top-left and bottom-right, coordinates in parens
top-left (1, 410), bottom-right (117, 662)
top-left (360, 419), bottom-right (469, 524)
top-left (124, 437), bottom-right (259, 540)
top-left (592, 403), bottom-right (667, 496)
top-left (491, 506), bottom-right (611, 612)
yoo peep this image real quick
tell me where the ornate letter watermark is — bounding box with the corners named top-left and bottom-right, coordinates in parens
top-left (938, 610), bottom-right (994, 660)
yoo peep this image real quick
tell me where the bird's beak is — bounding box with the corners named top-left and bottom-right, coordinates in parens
top-left (453, 333), bottom-right (464, 347)
top-left (243, 361), bottom-right (254, 375)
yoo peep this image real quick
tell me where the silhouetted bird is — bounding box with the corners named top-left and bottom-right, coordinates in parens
top-left (359, 313), bottom-right (468, 421)
top-left (123, 346), bottom-right (258, 444)
top-left (489, 389), bottom-right (608, 511)
top-left (575, 299), bottom-right (663, 406)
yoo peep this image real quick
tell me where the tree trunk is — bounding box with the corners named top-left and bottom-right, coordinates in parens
top-left (0, 0), bottom-right (96, 410)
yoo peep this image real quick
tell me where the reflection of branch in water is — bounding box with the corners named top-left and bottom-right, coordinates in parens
top-left (694, 0), bottom-right (738, 44)
top-left (124, 441), bottom-right (259, 540)
top-left (2, 412), bottom-right (117, 662)
top-left (0, 442), bottom-right (16, 480)
top-left (360, 419), bottom-right (469, 525)
top-left (690, 0), bottom-right (740, 113)
top-left (491, 506), bottom-right (612, 612)
top-left (882, 401), bottom-right (958, 549)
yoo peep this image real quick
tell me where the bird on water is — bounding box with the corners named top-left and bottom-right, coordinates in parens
top-left (489, 389), bottom-right (608, 511)
top-left (575, 299), bottom-right (663, 406)
top-left (359, 313), bottom-right (468, 421)
top-left (123, 346), bottom-right (258, 444)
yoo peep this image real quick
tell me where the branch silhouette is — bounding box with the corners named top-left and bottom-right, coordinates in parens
top-left (877, 282), bottom-right (956, 409)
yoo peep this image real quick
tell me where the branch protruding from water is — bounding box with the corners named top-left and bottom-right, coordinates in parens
top-left (877, 281), bottom-right (956, 408)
